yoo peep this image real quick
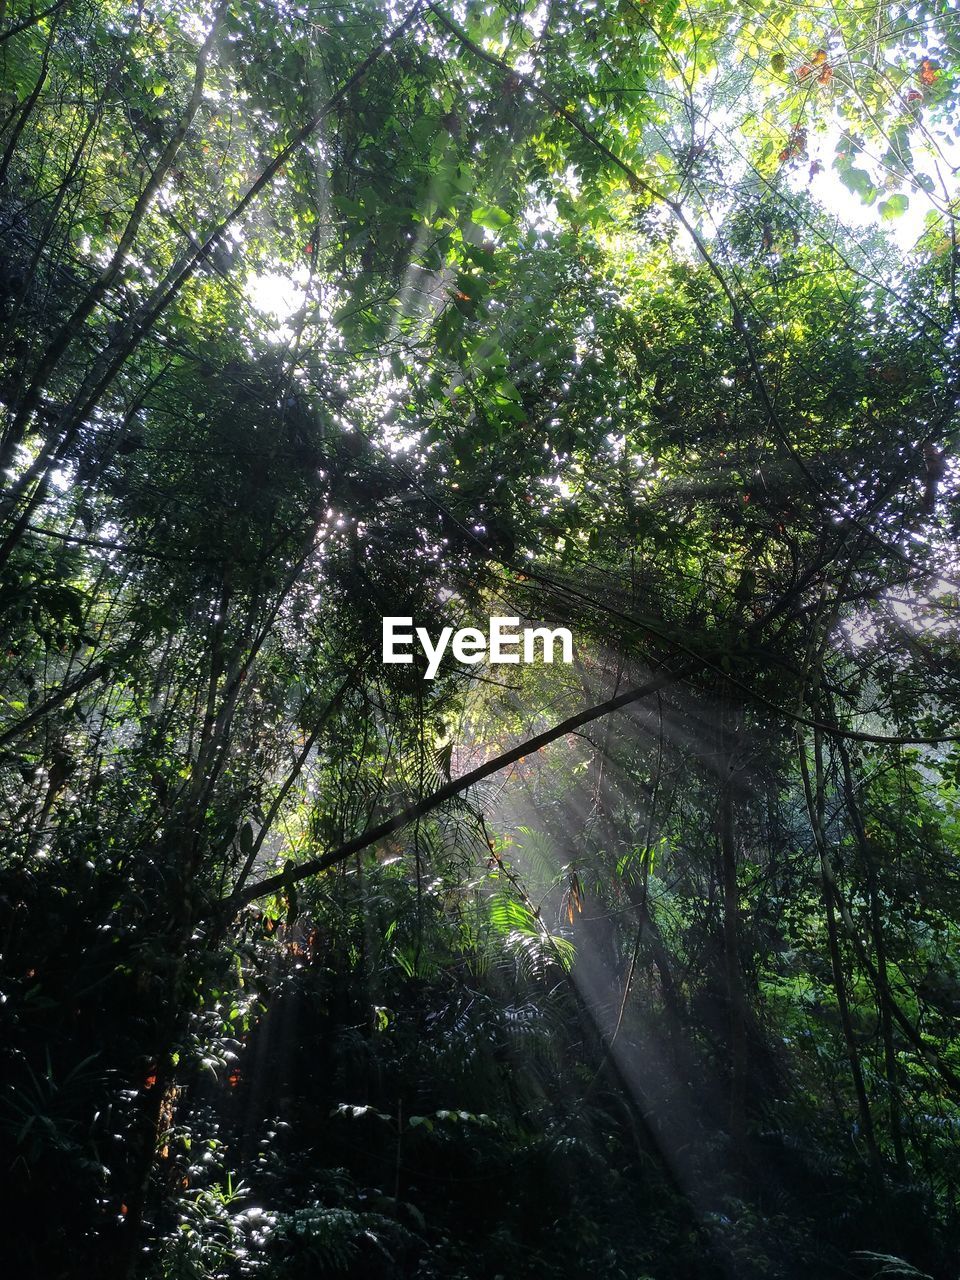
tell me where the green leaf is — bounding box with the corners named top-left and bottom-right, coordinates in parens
top-left (837, 164), bottom-right (878, 204)
top-left (471, 204), bottom-right (512, 231)
top-left (879, 193), bottom-right (909, 220)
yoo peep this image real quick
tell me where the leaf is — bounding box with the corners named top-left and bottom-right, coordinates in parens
top-left (837, 163), bottom-right (877, 203)
top-left (332, 1104), bottom-right (392, 1123)
top-left (489, 892), bottom-right (538, 936)
top-left (547, 935), bottom-right (576, 971)
top-left (471, 204), bottom-right (512, 231)
top-left (879, 193), bottom-right (909, 220)
top-left (919, 58), bottom-right (939, 86)
top-left (852, 1253), bottom-right (933, 1279)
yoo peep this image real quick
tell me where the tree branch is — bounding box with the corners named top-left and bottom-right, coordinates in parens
top-left (214, 660), bottom-right (693, 917)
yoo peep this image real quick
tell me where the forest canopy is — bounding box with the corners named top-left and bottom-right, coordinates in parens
top-left (2, 0), bottom-right (960, 1277)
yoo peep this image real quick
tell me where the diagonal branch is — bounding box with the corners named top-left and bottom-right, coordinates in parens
top-left (0, 0), bottom-right (69, 46)
top-left (214, 659), bottom-right (693, 918)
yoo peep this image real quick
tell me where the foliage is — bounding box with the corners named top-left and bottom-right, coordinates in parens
top-left (1, 0), bottom-right (960, 1277)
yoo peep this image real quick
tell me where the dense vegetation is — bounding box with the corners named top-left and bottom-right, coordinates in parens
top-left (2, 0), bottom-right (960, 1276)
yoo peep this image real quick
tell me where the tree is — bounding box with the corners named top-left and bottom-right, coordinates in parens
top-left (1, 0), bottom-right (959, 1277)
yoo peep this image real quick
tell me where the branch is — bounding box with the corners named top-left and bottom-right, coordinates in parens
top-left (0, 659), bottom-right (108, 748)
top-left (0, 0), bottom-right (68, 47)
top-left (214, 660), bottom-right (692, 917)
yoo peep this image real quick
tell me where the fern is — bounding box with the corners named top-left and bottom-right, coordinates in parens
top-left (488, 891), bottom-right (538, 937)
top-left (266, 1204), bottom-right (418, 1276)
top-left (514, 825), bottom-right (560, 894)
top-left (852, 1253), bottom-right (934, 1279)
